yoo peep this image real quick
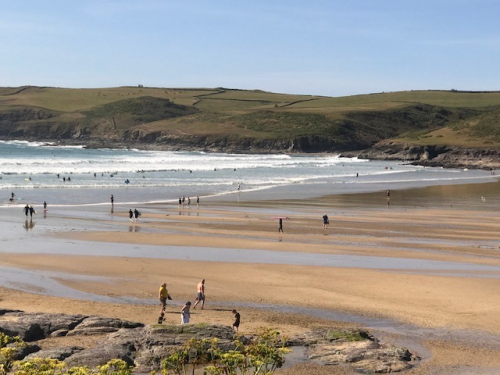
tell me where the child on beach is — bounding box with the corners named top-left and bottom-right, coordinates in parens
top-left (232, 309), bottom-right (240, 332)
top-left (181, 301), bottom-right (191, 324)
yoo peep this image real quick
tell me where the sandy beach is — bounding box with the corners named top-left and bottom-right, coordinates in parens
top-left (1, 182), bottom-right (500, 374)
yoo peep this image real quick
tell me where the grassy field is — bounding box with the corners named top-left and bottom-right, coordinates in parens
top-left (2, 86), bottom-right (500, 150)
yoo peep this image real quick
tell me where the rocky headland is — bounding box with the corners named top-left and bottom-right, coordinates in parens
top-left (0, 309), bottom-right (419, 374)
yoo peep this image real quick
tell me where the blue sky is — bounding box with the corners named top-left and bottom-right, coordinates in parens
top-left (1, 0), bottom-right (499, 96)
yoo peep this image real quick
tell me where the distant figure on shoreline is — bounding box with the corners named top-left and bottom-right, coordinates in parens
top-left (387, 189), bottom-right (391, 207)
top-left (181, 301), bottom-right (191, 324)
top-left (178, 197), bottom-right (182, 208)
top-left (279, 218), bottom-right (283, 233)
top-left (43, 201), bottom-right (47, 211)
top-left (134, 208), bottom-right (140, 223)
top-left (232, 309), bottom-right (240, 332)
top-left (24, 204), bottom-right (29, 217)
top-left (110, 194), bottom-right (114, 205)
top-left (187, 197), bottom-right (191, 208)
top-left (193, 279), bottom-right (205, 310)
top-left (10, 192), bottom-right (15, 203)
top-left (29, 205), bottom-right (37, 218)
top-left (129, 209), bottom-right (134, 223)
top-left (323, 213), bottom-right (329, 229)
top-left (237, 183), bottom-right (241, 191)
top-left (196, 195), bottom-right (200, 209)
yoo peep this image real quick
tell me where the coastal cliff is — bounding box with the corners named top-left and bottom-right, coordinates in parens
top-left (2, 87), bottom-right (500, 168)
top-left (354, 141), bottom-right (500, 169)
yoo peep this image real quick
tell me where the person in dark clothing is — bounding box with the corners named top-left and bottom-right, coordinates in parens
top-left (24, 204), bottom-right (29, 217)
top-left (29, 205), bottom-right (36, 218)
top-left (278, 218), bottom-right (283, 233)
top-left (134, 209), bottom-right (140, 223)
top-left (322, 213), bottom-right (329, 229)
top-left (129, 209), bottom-right (134, 223)
top-left (110, 195), bottom-right (114, 205)
top-left (232, 309), bottom-right (240, 332)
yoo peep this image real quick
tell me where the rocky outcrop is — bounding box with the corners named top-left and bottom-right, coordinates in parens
top-left (0, 309), bottom-right (418, 373)
top-left (290, 328), bottom-right (417, 373)
top-left (354, 141), bottom-right (500, 169)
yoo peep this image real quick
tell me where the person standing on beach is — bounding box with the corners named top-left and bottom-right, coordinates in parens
top-left (182, 196), bottom-right (185, 208)
top-left (323, 213), bottom-right (329, 229)
top-left (29, 205), bottom-right (37, 218)
top-left (23, 204), bottom-right (29, 217)
top-left (134, 209), bottom-right (140, 223)
top-left (196, 195), bottom-right (200, 209)
top-left (278, 218), bottom-right (283, 233)
top-left (178, 197), bottom-right (182, 209)
top-left (43, 201), bottom-right (47, 211)
top-left (129, 209), bottom-right (134, 223)
top-left (187, 197), bottom-right (191, 208)
top-left (10, 192), bottom-right (15, 203)
top-left (181, 301), bottom-right (191, 324)
top-left (387, 189), bottom-right (391, 207)
top-left (111, 194), bottom-right (114, 205)
top-left (158, 282), bottom-right (171, 323)
top-left (232, 309), bottom-right (240, 332)
top-left (193, 279), bottom-right (205, 309)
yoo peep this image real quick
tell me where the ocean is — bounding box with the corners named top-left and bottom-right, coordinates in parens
top-left (0, 140), bottom-right (496, 207)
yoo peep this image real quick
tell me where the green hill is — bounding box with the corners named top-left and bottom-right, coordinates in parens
top-left (1, 86), bottom-right (500, 154)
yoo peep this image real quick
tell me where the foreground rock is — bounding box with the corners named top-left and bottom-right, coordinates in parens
top-left (0, 309), bottom-right (418, 373)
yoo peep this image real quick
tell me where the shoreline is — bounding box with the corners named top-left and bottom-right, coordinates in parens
top-left (1, 183), bottom-right (500, 373)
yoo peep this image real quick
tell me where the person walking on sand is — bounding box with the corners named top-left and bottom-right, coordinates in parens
top-left (278, 218), bottom-right (283, 233)
top-left (187, 197), bottom-right (191, 208)
top-left (129, 209), bottom-right (134, 223)
top-left (193, 279), bottom-right (205, 309)
top-left (232, 309), bottom-right (241, 332)
top-left (43, 201), bottom-right (47, 211)
top-left (322, 213), bottom-right (329, 229)
top-left (178, 197), bottom-right (182, 209)
top-left (110, 194), bottom-right (114, 205)
top-left (134, 208), bottom-right (140, 223)
top-left (158, 282), bottom-right (172, 323)
top-left (196, 195), bottom-right (199, 209)
top-left (23, 204), bottom-right (29, 217)
top-left (386, 189), bottom-right (391, 207)
top-left (29, 205), bottom-right (37, 218)
top-left (181, 301), bottom-right (191, 324)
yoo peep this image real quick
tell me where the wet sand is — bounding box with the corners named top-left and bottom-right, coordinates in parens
top-left (1, 182), bottom-right (500, 374)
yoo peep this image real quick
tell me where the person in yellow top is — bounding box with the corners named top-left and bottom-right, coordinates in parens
top-left (158, 282), bottom-right (172, 324)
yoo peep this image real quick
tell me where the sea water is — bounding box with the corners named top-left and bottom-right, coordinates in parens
top-left (0, 140), bottom-right (496, 206)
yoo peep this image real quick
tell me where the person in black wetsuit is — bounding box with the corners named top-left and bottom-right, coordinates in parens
top-left (278, 218), bottom-right (283, 233)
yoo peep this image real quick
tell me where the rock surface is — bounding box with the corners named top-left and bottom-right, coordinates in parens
top-left (353, 141), bottom-right (500, 169)
top-left (0, 309), bottom-right (418, 373)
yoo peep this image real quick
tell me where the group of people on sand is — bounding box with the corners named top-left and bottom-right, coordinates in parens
top-left (128, 208), bottom-right (141, 223)
top-left (178, 195), bottom-right (200, 209)
top-left (23, 204), bottom-right (37, 218)
top-left (158, 279), bottom-right (240, 332)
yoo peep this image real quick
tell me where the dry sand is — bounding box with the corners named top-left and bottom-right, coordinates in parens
top-left (1, 183), bottom-right (500, 374)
